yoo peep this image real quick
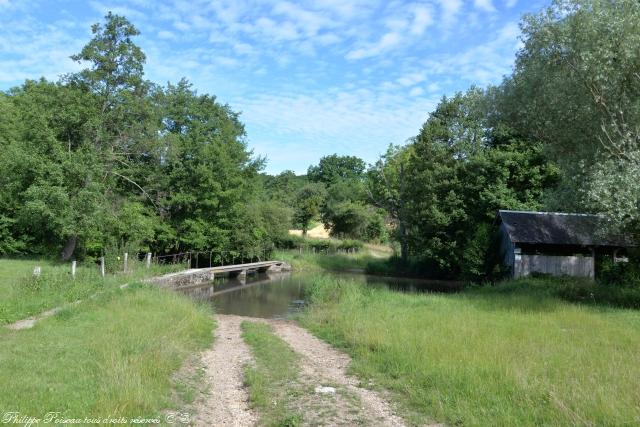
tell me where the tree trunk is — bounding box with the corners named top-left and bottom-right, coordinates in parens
top-left (60, 235), bottom-right (78, 261)
top-left (398, 220), bottom-right (408, 261)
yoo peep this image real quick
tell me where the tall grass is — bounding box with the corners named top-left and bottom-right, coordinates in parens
top-left (0, 258), bottom-right (184, 325)
top-left (301, 276), bottom-right (640, 426)
top-left (0, 284), bottom-right (213, 420)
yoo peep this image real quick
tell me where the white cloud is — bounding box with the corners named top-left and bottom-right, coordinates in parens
top-left (173, 20), bottom-right (191, 31)
top-left (421, 21), bottom-right (521, 85)
top-left (254, 17), bottom-right (300, 41)
top-left (410, 5), bottom-right (434, 35)
top-left (89, 1), bottom-right (147, 20)
top-left (157, 30), bottom-right (175, 39)
top-left (474, 0), bottom-right (497, 12)
top-left (346, 31), bottom-right (401, 60)
top-left (272, 1), bottom-right (334, 37)
top-left (238, 87), bottom-right (437, 172)
top-left (309, 0), bottom-right (377, 20)
top-left (409, 86), bottom-right (424, 96)
top-left (439, 0), bottom-right (462, 28)
top-left (397, 72), bottom-right (426, 87)
top-left (427, 82), bottom-right (441, 92)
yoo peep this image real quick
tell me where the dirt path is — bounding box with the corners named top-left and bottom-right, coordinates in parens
top-left (192, 315), bottom-right (256, 427)
top-left (194, 314), bottom-right (414, 427)
top-left (268, 319), bottom-right (408, 427)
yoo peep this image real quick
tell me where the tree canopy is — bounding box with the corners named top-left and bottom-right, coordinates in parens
top-left (0, 13), bottom-right (279, 260)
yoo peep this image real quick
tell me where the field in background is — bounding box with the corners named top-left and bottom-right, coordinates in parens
top-left (288, 223), bottom-right (330, 239)
top-left (301, 276), bottom-right (640, 426)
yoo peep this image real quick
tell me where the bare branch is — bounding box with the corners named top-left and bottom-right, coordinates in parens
top-left (110, 171), bottom-right (159, 210)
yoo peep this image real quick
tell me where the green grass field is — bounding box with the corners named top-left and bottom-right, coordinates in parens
top-left (301, 276), bottom-right (640, 426)
top-left (0, 258), bottom-right (183, 325)
top-left (0, 284), bottom-right (213, 420)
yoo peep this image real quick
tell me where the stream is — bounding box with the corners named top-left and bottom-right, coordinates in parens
top-left (178, 271), bottom-right (461, 319)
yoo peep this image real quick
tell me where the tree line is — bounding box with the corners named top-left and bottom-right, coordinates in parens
top-left (1, 0), bottom-right (638, 281)
top-left (0, 13), bottom-right (287, 261)
top-left (279, 0), bottom-right (639, 280)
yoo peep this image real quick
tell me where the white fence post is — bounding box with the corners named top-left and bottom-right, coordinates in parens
top-left (100, 257), bottom-right (105, 277)
top-left (71, 260), bottom-right (76, 278)
top-left (146, 252), bottom-right (152, 268)
top-left (124, 252), bottom-right (128, 273)
top-left (33, 266), bottom-right (41, 277)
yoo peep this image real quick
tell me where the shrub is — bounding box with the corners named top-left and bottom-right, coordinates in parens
top-left (598, 257), bottom-right (640, 288)
top-left (274, 235), bottom-right (364, 254)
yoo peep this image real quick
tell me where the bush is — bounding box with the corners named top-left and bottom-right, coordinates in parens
top-left (496, 275), bottom-right (640, 310)
top-left (365, 255), bottom-right (453, 280)
top-left (598, 257), bottom-right (640, 287)
top-left (273, 235), bottom-right (364, 254)
top-left (338, 239), bottom-right (364, 251)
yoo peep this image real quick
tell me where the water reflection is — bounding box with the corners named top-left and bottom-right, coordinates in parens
top-left (177, 271), bottom-right (462, 319)
top-left (211, 272), bottom-right (308, 318)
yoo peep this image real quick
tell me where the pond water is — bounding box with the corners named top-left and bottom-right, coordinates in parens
top-left (177, 271), bottom-right (461, 319)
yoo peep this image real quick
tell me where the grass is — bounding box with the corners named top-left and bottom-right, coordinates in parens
top-left (241, 321), bottom-right (303, 427)
top-left (0, 284), bottom-right (214, 420)
top-left (0, 258), bottom-right (184, 325)
top-left (300, 276), bottom-right (640, 426)
top-left (274, 250), bottom-right (381, 273)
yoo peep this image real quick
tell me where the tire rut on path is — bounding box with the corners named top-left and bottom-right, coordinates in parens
top-left (267, 318), bottom-right (408, 427)
top-left (193, 314), bottom-right (256, 427)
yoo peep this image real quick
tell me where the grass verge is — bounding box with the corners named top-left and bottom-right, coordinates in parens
top-left (300, 276), bottom-right (640, 426)
top-left (241, 321), bottom-right (303, 427)
top-left (0, 258), bottom-right (183, 325)
top-left (0, 284), bottom-right (214, 421)
top-left (274, 250), bottom-right (380, 273)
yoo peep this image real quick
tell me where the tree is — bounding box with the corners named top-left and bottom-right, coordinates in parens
top-left (157, 79), bottom-right (264, 253)
top-left (382, 89), bottom-right (558, 278)
top-left (500, 0), bottom-right (640, 237)
top-left (367, 145), bottom-right (412, 259)
top-left (49, 12), bottom-right (160, 259)
top-left (0, 80), bottom-right (106, 258)
top-left (307, 154), bottom-right (366, 185)
top-left (293, 183), bottom-right (327, 236)
top-left (261, 170), bottom-right (306, 208)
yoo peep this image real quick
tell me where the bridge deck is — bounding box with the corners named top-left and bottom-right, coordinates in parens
top-left (146, 260), bottom-right (290, 288)
top-left (202, 260), bottom-right (285, 274)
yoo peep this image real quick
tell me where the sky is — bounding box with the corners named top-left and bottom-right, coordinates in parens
top-left (0, 0), bottom-right (548, 174)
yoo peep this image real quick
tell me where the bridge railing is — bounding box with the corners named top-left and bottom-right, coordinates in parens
top-left (153, 248), bottom-right (274, 269)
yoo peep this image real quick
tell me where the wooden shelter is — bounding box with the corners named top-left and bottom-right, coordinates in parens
top-left (495, 210), bottom-right (631, 279)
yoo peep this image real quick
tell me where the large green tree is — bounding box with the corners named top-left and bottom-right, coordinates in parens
top-left (156, 79), bottom-right (264, 254)
top-left (386, 89), bottom-right (558, 278)
top-left (0, 13), bottom-right (273, 261)
top-left (501, 0), bottom-right (640, 237)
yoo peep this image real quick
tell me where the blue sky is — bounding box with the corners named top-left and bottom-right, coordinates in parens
top-left (0, 0), bottom-right (547, 174)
